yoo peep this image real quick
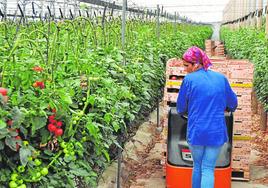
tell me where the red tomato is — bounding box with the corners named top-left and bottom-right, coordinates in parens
top-left (32, 66), bottom-right (44, 72)
top-left (57, 121), bottom-right (63, 127)
top-left (7, 120), bottom-right (13, 126)
top-left (0, 87), bottom-right (8, 96)
top-left (33, 82), bottom-right (38, 88)
top-left (54, 128), bottom-right (63, 137)
top-left (37, 82), bottom-right (45, 89)
top-left (48, 124), bottom-right (57, 133)
top-left (15, 136), bottom-right (21, 151)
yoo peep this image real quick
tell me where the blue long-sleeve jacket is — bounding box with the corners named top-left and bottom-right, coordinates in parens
top-left (177, 68), bottom-right (238, 146)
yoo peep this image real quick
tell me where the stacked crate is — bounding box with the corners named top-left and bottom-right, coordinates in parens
top-left (228, 59), bottom-right (254, 180)
top-left (205, 39), bottom-right (214, 56)
top-left (211, 58), bottom-right (253, 180)
top-left (215, 43), bottom-right (225, 56)
top-left (205, 40), bottom-right (225, 57)
top-left (162, 57), bottom-right (254, 180)
top-left (161, 58), bottom-right (186, 176)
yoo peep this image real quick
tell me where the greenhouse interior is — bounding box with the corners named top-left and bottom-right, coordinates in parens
top-left (0, 0), bottom-right (268, 188)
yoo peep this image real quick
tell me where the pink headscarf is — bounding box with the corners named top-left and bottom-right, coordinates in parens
top-left (182, 46), bottom-right (212, 71)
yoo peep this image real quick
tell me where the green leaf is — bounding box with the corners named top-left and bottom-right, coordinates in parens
top-left (86, 122), bottom-right (99, 140)
top-left (102, 149), bottom-right (110, 162)
top-left (69, 168), bottom-right (90, 176)
top-left (0, 120), bottom-right (6, 129)
top-left (104, 113), bottom-right (112, 124)
top-left (44, 149), bottom-right (54, 156)
top-left (31, 117), bottom-right (47, 136)
top-left (40, 128), bottom-right (50, 144)
top-left (112, 121), bottom-right (120, 132)
top-left (19, 147), bottom-right (32, 166)
top-left (88, 95), bottom-right (95, 106)
top-left (5, 136), bottom-right (17, 151)
top-left (0, 128), bottom-right (9, 139)
top-left (59, 91), bottom-right (73, 104)
top-left (0, 141), bottom-right (4, 150)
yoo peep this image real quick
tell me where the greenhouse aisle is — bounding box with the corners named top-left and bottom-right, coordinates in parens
top-left (98, 101), bottom-right (268, 188)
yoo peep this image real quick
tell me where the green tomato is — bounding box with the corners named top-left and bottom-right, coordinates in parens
top-left (72, 155), bottom-right (77, 161)
top-left (27, 156), bottom-right (33, 161)
top-left (36, 172), bottom-right (41, 178)
top-left (17, 179), bottom-right (23, 185)
top-left (17, 166), bottom-right (25, 173)
top-left (70, 151), bottom-right (75, 156)
top-left (10, 173), bottom-right (18, 181)
top-left (72, 120), bottom-right (77, 125)
top-left (9, 181), bottom-right (18, 188)
top-left (67, 144), bottom-right (74, 150)
top-left (23, 141), bottom-right (29, 146)
top-left (81, 137), bottom-right (87, 142)
top-left (64, 153), bottom-right (70, 158)
top-left (17, 184), bottom-right (26, 188)
top-left (63, 148), bottom-right (69, 154)
top-left (82, 97), bottom-right (86, 101)
top-left (40, 168), bottom-right (48, 176)
top-left (31, 176), bottom-right (37, 181)
top-left (81, 130), bottom-right (86, 135)
top-left (60, 142), bottom-right (67, 149)
top-left (34, 159), bottom-right (42, 166)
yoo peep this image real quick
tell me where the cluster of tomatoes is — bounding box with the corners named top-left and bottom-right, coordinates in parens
top-left (32, 81), bottom-right (45, 89)
top-left (32, 66), bottom-right (45, 89)
top-left (47, 113), bottom-right (64, 137)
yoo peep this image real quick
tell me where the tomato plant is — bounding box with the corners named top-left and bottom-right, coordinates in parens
top-left (221, 27), bottom-right (268, 110)
top-left (0, 18), bottom-right (212, 187)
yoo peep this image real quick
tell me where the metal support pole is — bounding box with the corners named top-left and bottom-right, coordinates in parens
top-left (174, 12), bottom-right (177, 34)
top-left (121, 0), bottom-right (127, 65)
top-left (156, 4), bottom-right (160, 39)
top-left (266, 0), bottom-right (268, 37)
top-left (63, 0), bottom-right (66, 19)
top-left (2, 0), bottom-right (7, 19)
top-left (257, 0), bottom-right (263, 29)
top-left (157, 98), bottom-right (160, 128)
top-left (116, 1), bottom-right (127, 187)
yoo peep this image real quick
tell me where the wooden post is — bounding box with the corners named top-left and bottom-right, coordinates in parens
top-left (257, 0), bottom-right (263, 28)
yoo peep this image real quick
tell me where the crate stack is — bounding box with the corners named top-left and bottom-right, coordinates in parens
top-left (205, 39), bottom-right (214, 56)
top-left (161, 58), bottom-right (186, 176)
top-left (227, 59), bottom-right (254, 180)
top-left (205, 40), bottom-right (225, 57)
top-left (211, 58), bottom-right (254, 180)
top-left (161, 57), bottom-right (254, 180)
top-left (215, 43), bottom-right (225, 57)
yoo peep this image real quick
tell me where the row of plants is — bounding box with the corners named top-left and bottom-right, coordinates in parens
top-left (0, 18), bottom-right (212, 187)
top-left (220, 27), bottom-right (268, 110)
